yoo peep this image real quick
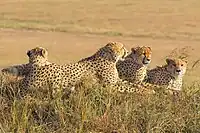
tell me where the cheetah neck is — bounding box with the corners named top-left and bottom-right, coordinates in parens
top-left (30, 58), bottom-right (49, 66)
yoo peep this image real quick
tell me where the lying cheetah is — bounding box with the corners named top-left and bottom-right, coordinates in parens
top-left (146, 58), bottom-right (187, 91)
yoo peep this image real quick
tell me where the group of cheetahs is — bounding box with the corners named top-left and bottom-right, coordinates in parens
top-left (1, 42), bottom-right (187, 96)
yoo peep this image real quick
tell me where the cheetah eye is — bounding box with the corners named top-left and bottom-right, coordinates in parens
top-left (172, 64), bottom-right (176, 67)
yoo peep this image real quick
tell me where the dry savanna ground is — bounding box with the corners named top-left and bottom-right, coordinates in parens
top-left (0, 0), bottom-right (200, 132)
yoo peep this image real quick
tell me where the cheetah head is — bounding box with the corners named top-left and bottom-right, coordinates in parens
top-left (166, 58), bottom-right (187, 78)
top-left (96, 42), bottom-right (128, 62)
top-left (27, 47), bottom-right (48, 64)
top-left (129, 46), bottom-right (152, 66)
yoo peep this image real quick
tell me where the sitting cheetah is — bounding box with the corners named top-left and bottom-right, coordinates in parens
top-left (146, 58), bottom-right (187, 91)
top-left (1, 47), bottom-right (51, 78)
top-left (16, 42), bottom-right (130, 92)
top-left (116, 46), bottom-right (152, 83)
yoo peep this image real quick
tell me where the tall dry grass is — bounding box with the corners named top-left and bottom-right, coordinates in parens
top-left (0, 74), bottom-right (200, 133)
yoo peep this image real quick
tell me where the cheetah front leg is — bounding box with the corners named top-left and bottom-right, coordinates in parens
top-left (113, 80), bottom-right (156, 95)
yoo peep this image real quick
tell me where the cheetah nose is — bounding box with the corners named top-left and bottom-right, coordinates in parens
top-left (176, 70), bottom-right (181, 72)
top-left (146, 58), bottom-right (151, 61)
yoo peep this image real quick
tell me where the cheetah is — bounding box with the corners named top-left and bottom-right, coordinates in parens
top-left (116, 46), bottom-right (152, 83)
top-left (146, 58), bottom-right (187, 91)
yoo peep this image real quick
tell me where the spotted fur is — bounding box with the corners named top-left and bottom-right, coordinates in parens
top-left (117, 46), bottom-right (152, 83)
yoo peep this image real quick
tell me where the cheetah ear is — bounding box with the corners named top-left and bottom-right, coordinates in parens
top-left (27, 50), bottom-right (31, 57)
top-left (184, 60), bottom-right (188, 64)
top-left (131, 47), bottom-right (137, 54)
top-left (41, 49), bottom-right (48, 57)
top-left (148, 46), bottom-right (152, 51)
top-left (180, 58), bottom-right (188, 64)
top-left (166, 58), bottom-right (174, 65)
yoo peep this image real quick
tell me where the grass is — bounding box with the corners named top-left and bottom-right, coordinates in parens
top-left (0, 74), bottom-right (200, 133)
